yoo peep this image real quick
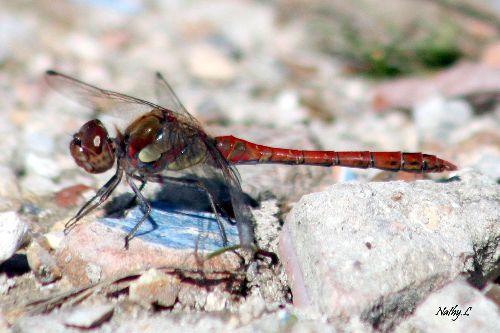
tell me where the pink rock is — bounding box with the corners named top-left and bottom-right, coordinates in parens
top-left (372, 62), bottom-right (500, 111)
top-left (481, 42), bottom-right (500, 68)
top-left (55, 222), bottom-right (241, 287)
top-left (278, 223), bottom-right (310, 308)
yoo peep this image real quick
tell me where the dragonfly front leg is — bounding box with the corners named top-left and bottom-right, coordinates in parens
top-left (65, 169), bottom-right (123, 234)
top-left (124, 177), bottom-right (152, 249)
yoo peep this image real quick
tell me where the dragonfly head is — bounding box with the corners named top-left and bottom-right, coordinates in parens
top-left (70, 119), bottom-right (115, 174)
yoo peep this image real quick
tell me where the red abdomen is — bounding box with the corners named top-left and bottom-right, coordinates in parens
top-left (215, 135), bottom-right (456, 173)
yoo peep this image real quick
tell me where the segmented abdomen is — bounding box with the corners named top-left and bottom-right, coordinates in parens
top-left (215, 135), bottom-right (456, 173)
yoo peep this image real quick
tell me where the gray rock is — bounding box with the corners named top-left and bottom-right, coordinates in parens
top-left (281, 169), bottom-right (499, 330)
top-left (474, 153), bottom-right (500, 181)
top-left (395, 278), bottom-right (500, 333)
top-left (0, 211), bottom-right (28, 264)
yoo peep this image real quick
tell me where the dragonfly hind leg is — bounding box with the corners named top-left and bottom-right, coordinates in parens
top-left (136, 174), bottom-right (229, 247)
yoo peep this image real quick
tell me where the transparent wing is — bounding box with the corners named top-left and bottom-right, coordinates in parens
top-left (45, 70), bottom-right (194, 125)
top-left (154, 72), bottom-right (200, 126)
top-left (204, 143), bottom-right (254, 249)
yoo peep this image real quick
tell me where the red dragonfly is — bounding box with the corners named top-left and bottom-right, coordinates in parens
top-left (46, 70), bottom-right (457, 251)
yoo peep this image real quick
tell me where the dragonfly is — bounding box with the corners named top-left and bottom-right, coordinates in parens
top-left (45, 70), bottom-right (457, 252)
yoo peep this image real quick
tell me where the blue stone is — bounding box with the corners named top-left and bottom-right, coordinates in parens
top-left (99, 202), bottom-right (240, 251)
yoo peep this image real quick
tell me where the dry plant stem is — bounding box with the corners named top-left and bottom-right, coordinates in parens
top-left (12, 266), bottom-right (246, 317)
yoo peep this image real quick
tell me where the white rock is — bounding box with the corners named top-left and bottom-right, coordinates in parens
top-left (19, 173), bottom-right (57, 196)
top-left (413, 95), bottom-right (473, 144)
top-left (43, 231), bottom-right (64, 251)
top-left (0, 211), bottom-right (28, 264)
top-left (13, 313), bottom-right (65, 333)
top-left (281, 169), bottom-right (499, 331)
top-left (66, 33), bottom-right (102, 61)
top-left (63, 303), bottom-right (114, 328)
top-left (188, 44), bottom-right (237, 82)
top-left (204, 289), bottom-right (227, 312)
top-left (24, 131), bottom-right (55, 155)
top-left (0, 165), bottom-right (20, 199)
top-left (0, 274), bottom-right (15, 295)
top-left (25, 153), bottom-right (61, 178)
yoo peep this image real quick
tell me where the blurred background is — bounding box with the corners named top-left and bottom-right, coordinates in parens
top-left (0, 0), bottom-right (499, 207)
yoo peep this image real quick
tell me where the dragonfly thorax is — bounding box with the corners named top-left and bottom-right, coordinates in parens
top-left (124, 110), bottom-right (167, 171)
top-left (123, 110), bottom-right (209, 173)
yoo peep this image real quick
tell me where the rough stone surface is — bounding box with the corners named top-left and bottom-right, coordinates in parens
top-left (394, 278), bottom-right (500, 333)
top-left (280, 169), bottom-right (499, 330)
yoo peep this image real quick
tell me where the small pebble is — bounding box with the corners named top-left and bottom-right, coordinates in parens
top-left (0, 274), bottom-right (15, 295)
top-left (0, 211), bottom-right (28, 264)
top-left (26, 241), bottom-right (61, 284)
top-left (188, 44), bottom-right (237, 82)
top-left (413, 95), bottom-right (473, 144)
top-left (25, 153), bottom-right (61, 178)
top-left (63, 303), bottom-right (114, 329)
top-left (54, 184), bottom-right (92, 208)
top-left (129, 268), bottom-right (180, 307)
top-left (43, 231), bottom-right (64, 251)
top-left (204, 289), bottom-right (227, 311)
top-left (0, 165), bottom-right (20, 199)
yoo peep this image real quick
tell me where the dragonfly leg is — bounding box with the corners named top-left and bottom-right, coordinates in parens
top-left (138, 174), bottom-right (229, 247)
top-left (65, 169), bottom-right (123, 234)
top-left (124, 177), bottom-right (152, 249)
top-left (104, 179), bottom-right (147, 217)
top-left (205, 244), bottom-right (278, 266)
top-left (125, 179), bottom-right (147, 210)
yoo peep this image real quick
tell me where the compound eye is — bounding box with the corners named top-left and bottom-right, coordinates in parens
top-left (69, 119), bottom-right (115, 174)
